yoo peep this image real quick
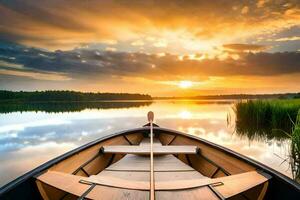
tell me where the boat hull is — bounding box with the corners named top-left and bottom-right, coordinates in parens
top-left (0, 126), bottom-right (299, 199)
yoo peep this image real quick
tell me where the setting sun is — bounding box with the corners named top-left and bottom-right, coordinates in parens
top-left (179, 81), bottom-right (193, 89)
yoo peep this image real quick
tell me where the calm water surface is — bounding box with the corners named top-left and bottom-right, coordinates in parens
top-left (0, 100), bottom-right (292, 186)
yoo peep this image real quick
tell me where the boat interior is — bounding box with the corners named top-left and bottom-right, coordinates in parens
top-left (35, 130), bottom-right (271, 200)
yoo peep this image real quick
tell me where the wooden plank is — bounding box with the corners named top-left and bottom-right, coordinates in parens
top-left (87, 185), bottom-right (149, 200)
top-left (168, 134), bottom-right (256, 175)
top-left (158, 133), bottom-right (176, 145)
top-left (125, 133), bottom-right (144, 145)
top-left (82, 170), bottom-right (269, 191)
top-left (82, 173), bottom-right (213, 190)
top-left (140, 137), bottom-right (162, 146)
top-left (82, 174), bottom-right (215, 191)
top-left (36, 180), bottom-right (51, 200)
top-left (49, 135), bottom-right (128, 173)
top-left (61, 193), bottom-right (78, 200)
top-left (236, 183), bottom-right (267, 200)
top-left (98, 170), bottom-right (149, 181)
top-left (106, 154), bottom-right (194, 171)
top-left (36, 171), bottom-right (149, 200)
top-left (75, 169), bottom-right (88, 177)
top-left (154, 171), bottom-right (206, 181)
top-left (96, 170), bottom-right (206, 182)
top-left (37, 171), bottom-right (90, 197)
top-left (212, 171), bottom-right (270, 198)
top-left (111, 153), bottom-right (125, 165)
top-left (82, 174), bottom-right (150, 190)
top-left (258, 182), bottom-right (269, 200)
top-left (82, 154), bottom-right (112, 175)
top-left (213, 169), bottom-right (226, 178)
top-left (188, 154), bottom-right (219, 177)
top-left (177, 154), bottom-right (189, 165)
top-left (103, 145), bottom-right (198, 155)
top-left (37, 170), bottom-right (268, 196)
top-left (36, 181), bottom-right (69, 200)
top-left (156, 186), bottom-right (219, 200)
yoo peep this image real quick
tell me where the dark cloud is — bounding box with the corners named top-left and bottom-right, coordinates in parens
top-left (0, 42), bottom-right (300, 82)
top-left (0, 1), bottom-right (88, 31)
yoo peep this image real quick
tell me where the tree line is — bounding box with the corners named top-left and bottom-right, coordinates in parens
top-left (0, 101), bottom-right (152, 113)
top-left (0, 90), bottom-right (152, 102)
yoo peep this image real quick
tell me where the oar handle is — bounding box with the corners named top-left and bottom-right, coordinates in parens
top-left (148, 111), bottom-right (154, 123)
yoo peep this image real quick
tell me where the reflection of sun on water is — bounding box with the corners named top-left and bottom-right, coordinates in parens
top-left (178, 110), bottom-right (192, 119)
top-left (178, 80), bottom-right (193, 89)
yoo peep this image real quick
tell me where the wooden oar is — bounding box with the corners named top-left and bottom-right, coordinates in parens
top-left (147, 111), bottom-right (155, 200)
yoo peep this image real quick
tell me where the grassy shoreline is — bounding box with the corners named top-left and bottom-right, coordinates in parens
top-left (234, 99), bottom-right (300, 181)
top-left (234, 99), bottom-right (300, 140)
top-left (291, 111), bottom-right (300, 182)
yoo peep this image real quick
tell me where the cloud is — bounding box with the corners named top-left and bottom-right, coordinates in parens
top-left (0, 60), bottom-right (23, 69)
top-left (223, 44), bottom-right (269, 52)
top-left (274, 36), bottom-right (300, 42)
top-left (105, 47), bottom-right (117, 52)
top-left (0, 42), bottom-right (72, 81)
top-left (153, 40), bottom-right (168, 48)
top-left (1, 42), bottom-right (299, 83)
top-left (256, 0), bottom-right (268, 8)
top-left (131, 40), bottom-right (144, 46)
top-left (0, 0), bottom-right (299, 52)
top-left (241, 6), bottom-right (249, 14)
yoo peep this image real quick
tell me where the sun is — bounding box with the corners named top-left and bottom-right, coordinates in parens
top-left (178, 81), bottom-right (193, 89)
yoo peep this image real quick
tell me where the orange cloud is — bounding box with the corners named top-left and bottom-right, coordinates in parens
top-left (223, 44), bottom-right (269, 52)
top-left (0, 1), bottom-right (299, 52)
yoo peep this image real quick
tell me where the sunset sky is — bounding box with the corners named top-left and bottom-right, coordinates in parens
top-left (0, 0), bottom-right (300, 96)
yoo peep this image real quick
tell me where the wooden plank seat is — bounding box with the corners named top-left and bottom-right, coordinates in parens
top-left (36, 171), bottom-right (149, 200)
top-left (102, 145), bottom-right (199, 155)
top-left (37, 170), bottom-right (269, 199)
top-left (106, 154), bottom-right (195, 171)
top-left (95, 170), bottom-right (207, 182)
top-left (82, 170), bottom-right (269, 192)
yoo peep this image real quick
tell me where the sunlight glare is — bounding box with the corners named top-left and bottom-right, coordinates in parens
top-left (178, 110), bottom-right (192, 119)
top-left (179, 81), bottom-right (193, 89)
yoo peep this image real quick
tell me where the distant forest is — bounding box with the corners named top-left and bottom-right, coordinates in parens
top-left (0, 90), bottom-right (152, 102)
top-left (155, 93), bottom-right (300, 100)
top-left (1, 90), bottom-right (299, 102)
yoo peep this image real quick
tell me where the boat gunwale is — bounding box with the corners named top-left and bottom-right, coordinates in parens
top-left (0, 126), bottom-right (299, 196)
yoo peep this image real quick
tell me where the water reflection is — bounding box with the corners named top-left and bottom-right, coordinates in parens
top-left (0, 101), bottom-right (152, 113)
top-left (234, 112), bottom-right (290, 141)
top-left (234, 107), bottom-right (299, 182)
top-left (0, 100), bottom-right (295, 186)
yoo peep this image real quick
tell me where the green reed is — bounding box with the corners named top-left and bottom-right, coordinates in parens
top-left (234, 99), bottom-right (300, 141)
top-left (234, 99), bottom-right (300, 181)
top-left (291, 110), bottom-right (300, 182)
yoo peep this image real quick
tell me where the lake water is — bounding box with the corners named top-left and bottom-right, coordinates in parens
top-left (0, 100), bottom-right (293, 187)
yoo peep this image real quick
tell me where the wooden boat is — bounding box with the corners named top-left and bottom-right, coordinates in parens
top-left (0, 112), bottom-right (299, 200)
